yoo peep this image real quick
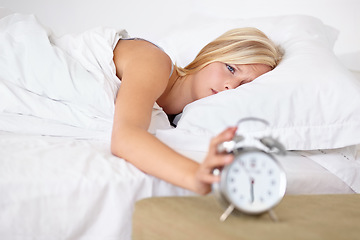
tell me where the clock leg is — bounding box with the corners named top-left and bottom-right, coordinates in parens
top-left (268, 209), bottom-right (279, 222)
top-left (220, 204), bottom-right (235, 222)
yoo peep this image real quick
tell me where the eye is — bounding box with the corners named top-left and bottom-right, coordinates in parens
top-left (226, 64), bottom-right (235, 74)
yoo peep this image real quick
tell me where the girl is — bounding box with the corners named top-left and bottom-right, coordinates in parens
top-left (111, 27), bottom-right (282, 195)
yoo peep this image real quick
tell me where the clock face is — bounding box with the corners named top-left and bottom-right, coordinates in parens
top-left (221, 150), bottom-right (286, 214)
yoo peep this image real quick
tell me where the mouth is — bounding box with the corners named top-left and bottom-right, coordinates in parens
top-left (211, 89), bottom-right (219, 95)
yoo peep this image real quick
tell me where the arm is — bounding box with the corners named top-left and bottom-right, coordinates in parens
top-left (111, 40), bottom-right (236, 194)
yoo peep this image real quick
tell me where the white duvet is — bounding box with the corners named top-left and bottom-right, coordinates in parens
top-left (0, 13), bottom-right (359, 240)
top-left (0, 13), bottom-right (171, 138)
top-left (0, 14), bottom-right (116, 137)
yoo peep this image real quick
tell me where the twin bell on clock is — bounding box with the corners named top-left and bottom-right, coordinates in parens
top-left (212, 117), bottom-right (287, 222)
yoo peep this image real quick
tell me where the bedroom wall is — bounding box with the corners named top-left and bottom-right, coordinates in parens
top-left (1, 0), bottom-right (359, 70)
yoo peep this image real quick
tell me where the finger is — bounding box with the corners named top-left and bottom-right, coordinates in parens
top-left (213, 127), bottom-right (237, 145)
top-left (209, 127), bottom-right (237, 154)
top-left (201, 153), bottom-right (234, 174)
top-left (197, 169), bottom-right (221, 184)
top-left (209, 153), bottom-right (234, 166)
top-left (201, 173), bottom-right (221, 184)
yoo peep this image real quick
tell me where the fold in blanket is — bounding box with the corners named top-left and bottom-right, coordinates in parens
top-left (0, 13), bottom-right (172, 138)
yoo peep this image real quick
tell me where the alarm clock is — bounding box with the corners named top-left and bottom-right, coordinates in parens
top-left (212, 118), bottom-right (287, 222)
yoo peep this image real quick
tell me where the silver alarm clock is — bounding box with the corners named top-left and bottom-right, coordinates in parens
top-left (212, 118), bottom-right (287, 222)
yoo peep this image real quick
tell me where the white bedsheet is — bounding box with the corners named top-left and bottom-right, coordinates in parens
top-left (301, 146), bottom-right (360, 193)
top-left (0, 131), bottom-right (192, 240)
top-left (0, 131), bottom-right (356, 239)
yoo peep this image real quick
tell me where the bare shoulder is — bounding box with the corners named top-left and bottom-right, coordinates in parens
top-left (113, 39), bottom-right (172, 81)
top-left (113, 38), bottom-right (174, 114)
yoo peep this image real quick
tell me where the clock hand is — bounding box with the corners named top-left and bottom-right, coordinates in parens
top-left (240, 159), bottom-right (256, 203)
top-left (250, 177), bottom-right (255, 203)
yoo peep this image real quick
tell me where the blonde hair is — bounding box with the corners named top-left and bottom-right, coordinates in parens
top-left (175, 27), bottom-right (283, 77)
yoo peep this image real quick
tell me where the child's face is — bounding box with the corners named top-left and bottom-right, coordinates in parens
top-left (191, 62), bottom-right (272, 100)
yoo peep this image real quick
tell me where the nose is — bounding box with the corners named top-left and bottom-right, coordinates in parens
top-left (224, 82), bottom-right (237, 90)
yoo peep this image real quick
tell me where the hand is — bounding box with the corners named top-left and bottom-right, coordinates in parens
top-left (194, 127), bottom-right (238, 195)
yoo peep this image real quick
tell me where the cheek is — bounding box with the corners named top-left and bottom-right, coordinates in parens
top-left (192, 79), bottom-right (208, 99)
top-left (192, 72), bottom-right (213, 99)
top-left (201, 69), bottom-right (223, 86)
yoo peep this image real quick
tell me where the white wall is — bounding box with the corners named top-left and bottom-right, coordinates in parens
top-left (1, 0), bottom-right (359, 69)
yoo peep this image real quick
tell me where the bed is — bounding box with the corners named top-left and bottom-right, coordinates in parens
top-left (1, 0), bottom-right (360, 239)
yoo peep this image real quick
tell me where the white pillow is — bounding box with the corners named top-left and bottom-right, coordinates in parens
top-left (156, 15), bottom-right (360, 151)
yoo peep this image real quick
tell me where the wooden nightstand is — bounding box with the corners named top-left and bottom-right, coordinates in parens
top-left (133, 194), bottom-right (360, 240)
